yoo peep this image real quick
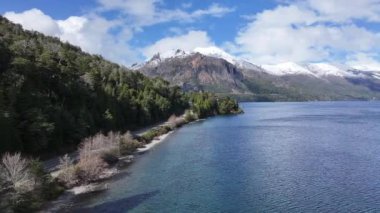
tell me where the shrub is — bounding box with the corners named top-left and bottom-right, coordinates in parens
top-left (167, 114), bottom-right (177, 129)
top-left (9, 191), bottom-right (42, 213)
top-left (140, 125), bottom-right (174, 144)
top-left (80, 133), bottom-right (118, 156)
top-left (0, 153), bottom-right (63, 212)
top-left (76, 154), bottom-right (107, 183)
top-left (57, 154), bottom-right (77, 188)
top-left (0, 152), bottom-right (33, 193)
top-left (118, 131), bottom-right (140, 155)
top-left (160, 125), bottom-right (171, 134)
top-left (76, 134), bottom-right (113, 183)
top-left (167, 114), bottom-right (187, 128)
top-left (29, 159), bottom-right (64, 201)
top-left (141, 129), bottom-right (159, 142)
top-left (184, 110), bottom-right (198, 122)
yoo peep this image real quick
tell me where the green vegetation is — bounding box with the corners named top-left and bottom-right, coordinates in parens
top-left (189, 92), bottom-right (242, 118)
top-left (141, 126), bottom-right (172, 142)
top-left (0, 16), bottom-right (243, 213)
top-left (0, 16), bottom-right (241, 156)
top-left (0, 17), bottom-right (188, 155)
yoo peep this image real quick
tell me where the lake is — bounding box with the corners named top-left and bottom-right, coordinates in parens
top-left (69, 102), bottom-right (380, 212)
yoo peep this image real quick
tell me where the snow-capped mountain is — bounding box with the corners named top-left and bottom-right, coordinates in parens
top-left (131, 46), bottom-right (260, 71)
top-left (193, 46), bottom-right (236, 64)
top-left (130, 49), bottom-right (191, 70)
top-left (262, 62), bottom-right (317, 77)
top-left (133, 46), bottom-right (380, 78)
top-left (131, 46), bottom-right (380, 78)
top-left (306, 63), bottom-right (351, 77)
top-left (135, 46), bottom-right (380, 101)
top-left (261, 62), bottom-right (361, 78)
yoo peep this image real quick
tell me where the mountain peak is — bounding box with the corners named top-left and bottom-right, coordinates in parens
top-left (137, 46), bottom-right (380, 78)
top-left (159, 49), bottom-right (190, 59)
top-left (193, 46), bottom-right (236, 64)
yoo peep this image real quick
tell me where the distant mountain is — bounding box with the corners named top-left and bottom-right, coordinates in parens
top-left (136, 51), bottom-right (249, 94)
top-left (135, 47), bottom-right (380, 101)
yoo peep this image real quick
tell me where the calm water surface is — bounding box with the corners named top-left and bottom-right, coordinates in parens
top-left (70, 102), bottom-right (380, 212)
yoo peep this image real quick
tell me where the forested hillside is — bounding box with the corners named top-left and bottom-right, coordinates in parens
top-left (0, 17), bottom-right (191, 155)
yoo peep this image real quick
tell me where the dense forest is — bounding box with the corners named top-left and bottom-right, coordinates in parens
top-left (0, 17), bottom-right (240, 156)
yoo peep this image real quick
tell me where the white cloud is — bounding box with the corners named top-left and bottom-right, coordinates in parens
top-left (346, 53), bottom-right (380, 71)
top-left (7, 0), bottom-right (380, 68)
top-left (231, 1), bottom-right (380, 65)
top-left (97, 0), bottom-right (234, 27)
top-left (4, 8), bottom-right (138, 65)
top-left (97, 0), bottom-right (158, 26)
top-left (190, 3), bottom-right (234, 18)
top-left (4, 1), bottom-right (233, 66)
top-left (307, 0), bottom-right (380, 22)
top-left (98, 0), bottom-right (157, 16)
top-left (142, 30), bottom-right (214, 58)
top-left (4, 8), bottom-right (60, 36)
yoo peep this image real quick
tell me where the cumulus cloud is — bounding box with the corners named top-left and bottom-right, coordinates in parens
top-left (6, 0), bottom-right (380, 68)
top-left (4, 8), bottom-right (60, 36)
top-left (307, 0), bottom-right (380, 22)
top-left (346, 53), bottom-right (380, 71)
top-left (4, 8), bottom-right (138, 65)
top-left (142, 30), bottom-right (214, 58)
top-left (4, 1), bottom-right (233, 66)
top-left (230, 0), bottom-right (380, 66)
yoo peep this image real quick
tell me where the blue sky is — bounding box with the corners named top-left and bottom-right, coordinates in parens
top-left (2, 0), bottom-right (380, 70)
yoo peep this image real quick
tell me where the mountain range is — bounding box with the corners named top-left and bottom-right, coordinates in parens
top-left (133, 46), bottom-right (380, 101)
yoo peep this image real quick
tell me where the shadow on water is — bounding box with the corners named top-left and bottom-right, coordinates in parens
top-left (71, 190), bottom-right (160, 213)
top-left (110, 170), bottom-right (132, 182)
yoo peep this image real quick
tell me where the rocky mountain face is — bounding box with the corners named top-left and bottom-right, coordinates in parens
top-left (135, 47), bottom-right (380, 101)
top-left (137, 52), bottom-right (249, 94)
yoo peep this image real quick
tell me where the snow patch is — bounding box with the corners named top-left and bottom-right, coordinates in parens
top-left (193, 46), bottom-right (236, 64)
top-left (262, 62), bottom-right (317, 76)
top-left (131, 45), bottom-right (380, 80)
top-left (306, 63), bottom-right (353, 77)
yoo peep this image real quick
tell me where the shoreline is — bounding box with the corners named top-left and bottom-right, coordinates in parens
top-left (41, 112), bottom-right (240, 212)
top-left (137, 131), bottom-right (174, 154)
top-left (41, 116), bottom-right (197, 212)
top-left (42, 133), bottom-right (174, 212)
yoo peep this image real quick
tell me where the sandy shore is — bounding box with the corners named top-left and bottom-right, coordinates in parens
top-left (137, 131), bottom-right (173, 153)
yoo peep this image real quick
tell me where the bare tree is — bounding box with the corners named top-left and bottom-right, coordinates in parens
top-left (57, 154), bottom-right (76, 187)
top-left (122, 131), bottom-right (134, 143)
top-left (79, 133), bottom-right (119, 158)
top-left (118, 131), bottom-right (140, 155)
top-left (77, 154), bottom-right (107, 182)
top-left (167, 114), bottom-right (178, 128)
top-left (0, 152), bottom-right (33, 192)
top-left (77, 133), bottom-right (115, 182)
top-left (108, 131), bottom-right (121, 155)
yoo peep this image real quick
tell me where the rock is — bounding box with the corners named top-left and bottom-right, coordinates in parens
top-left (98, 168), bottom-right (118, 180)
top-left (117, 155), bottom-right (134, 168)
top-left (69, 183), bottom-right (108, 195)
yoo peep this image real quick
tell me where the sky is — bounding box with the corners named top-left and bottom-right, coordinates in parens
top-left (1, 0), bottom-right (380, 70)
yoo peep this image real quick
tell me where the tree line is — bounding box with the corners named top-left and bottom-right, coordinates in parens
top-left (0, 16), bottom-right (241, 156)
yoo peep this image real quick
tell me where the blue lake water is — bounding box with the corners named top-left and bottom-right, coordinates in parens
top-left (70, 102), bottom-right (380, 212)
